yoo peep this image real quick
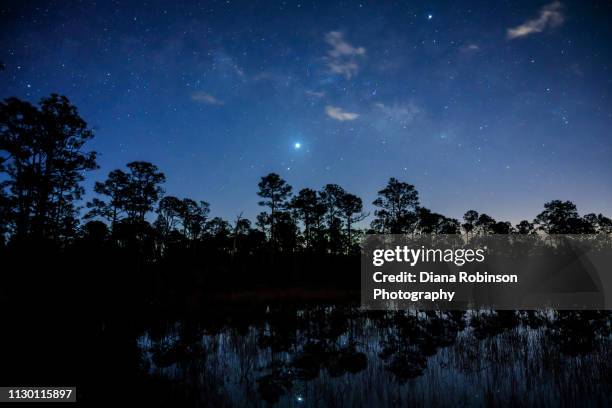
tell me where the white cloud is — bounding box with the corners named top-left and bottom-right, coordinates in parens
top-left (191, 91), bottom-right (224, 105)
top-left (507, 1), bottom-right (564, 39)
top-left (325, 31), bottom-right (366, 59)
top-left (374, 102), bottom-right (422, 125)
top-left (324, 31), bottom-right (366, 79)
top-left (461, 43), bottom-right (480, 52)
top-left (325, 105), bottom-right (359, 121)
top-left (328, 60), bottom-right (360, 78)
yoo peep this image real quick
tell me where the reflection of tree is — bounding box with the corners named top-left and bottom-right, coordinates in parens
top-left (254, 306), bottom-right (368, 401)
top-left (378, 311), bottom-right (465, 381)
top-left (257, 363), bottom-right (294, 404)
top-left (546, 311), bottom-right (611, 356)
top-left (470, 310), bottom-right (519, 340)
top-left (136, 305), bottom-right (611, 405)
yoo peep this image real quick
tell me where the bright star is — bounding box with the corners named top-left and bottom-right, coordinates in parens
top-left (294, 142), bottom-right (301, 149)
top-left (427, 14), bottom-right (433, 20)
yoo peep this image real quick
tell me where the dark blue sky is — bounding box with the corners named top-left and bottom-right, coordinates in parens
top-left (1, 0), bottom-right (611, 223)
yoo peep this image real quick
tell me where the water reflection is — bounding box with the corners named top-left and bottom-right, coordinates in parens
top-left (137, 307), bottom-right (611, 406)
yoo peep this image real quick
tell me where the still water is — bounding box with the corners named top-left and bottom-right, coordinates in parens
top-left (137, 306), bottom-right (611, 407)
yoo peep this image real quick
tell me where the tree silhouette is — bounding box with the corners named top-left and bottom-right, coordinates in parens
top-left (339, 193), bottom-right (366, 253)
top-left (86, 169), bottom-right (130, 228)
top-left (582, 213), bottom-right (612, 234)
top-left (203, 216), bottom-right (232, 251)
top-left (290, 188), bottom-right (325, 250)
top-left (231, 214), bottom-right (250, 256)
top-left (0, 94), bottom-right (98, 242)
top-left (124, 161), bottom-right (166, 224)
top-left (256, 211), bottom-right (271, 237)
top-left (439, 217), bottom-right (460, 234)
top-left (257, 173), bottom-right (292, 245)
top-left (1, 90), bottom-right (611, 305)
top-left (181, 198), bottom-right (210, 241)
top-left (155, 196), bottom-right (184, 234)
top-left (80, 219), bottom-right (109, 244)
top-left (534, 200), bottom-right (593, 233)
top-left (271, 211), bottom-right (298, 252)
top-left (86, 161), bottom-right (165, 238)
top-left (320, 184), bottom-right (346, 254)
top-left (462, 210), bottom-right (479, 235)
top-left (515, 220), bottom-right (534, 234)
top-left (475, 213), bottom-right (496, 234)
top-left (491, 221), bottom-right (513, 234)
top-left (371, 178), bottom-right (419, 233)
top-left (416, 207), bottom-right (460, 234)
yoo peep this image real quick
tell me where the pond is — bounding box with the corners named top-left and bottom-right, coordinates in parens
top-left (137, 306), bottom-right (611, 407)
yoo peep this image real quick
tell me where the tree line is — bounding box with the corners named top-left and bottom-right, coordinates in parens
top-left (1, 95), bottom-right (611, 257)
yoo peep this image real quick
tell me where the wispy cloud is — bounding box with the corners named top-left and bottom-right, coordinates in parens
top-left (507, 2), bottom-right (564, 39)
top-left (461, 43), bottom-right (480, 52)
top-left (325, 105), bottom-right (359, 121)
top-left (374, 102), bottom-right (422, 125)
top-left (211, 50), bottom-right (246, 81)
top-left (191, 91), bottom-right (224, 105)
top-left (324, 31), bottom-right (366, 79)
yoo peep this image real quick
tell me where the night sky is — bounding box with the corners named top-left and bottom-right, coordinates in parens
top-left (1, 0), bottom-right (611, 224)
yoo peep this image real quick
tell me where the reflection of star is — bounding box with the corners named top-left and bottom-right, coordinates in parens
top-left (294, 142), bottom-right (301, 149)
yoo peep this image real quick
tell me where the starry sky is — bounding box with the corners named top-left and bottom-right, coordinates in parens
top-left (1, 0), bottom-right (611, 224)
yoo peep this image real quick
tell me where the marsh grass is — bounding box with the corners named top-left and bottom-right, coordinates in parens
top-left (138, 307), bottom-right (611, 407)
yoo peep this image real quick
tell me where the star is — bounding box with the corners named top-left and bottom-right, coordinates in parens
top-left (3, 0), bottom-right (609, 229)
